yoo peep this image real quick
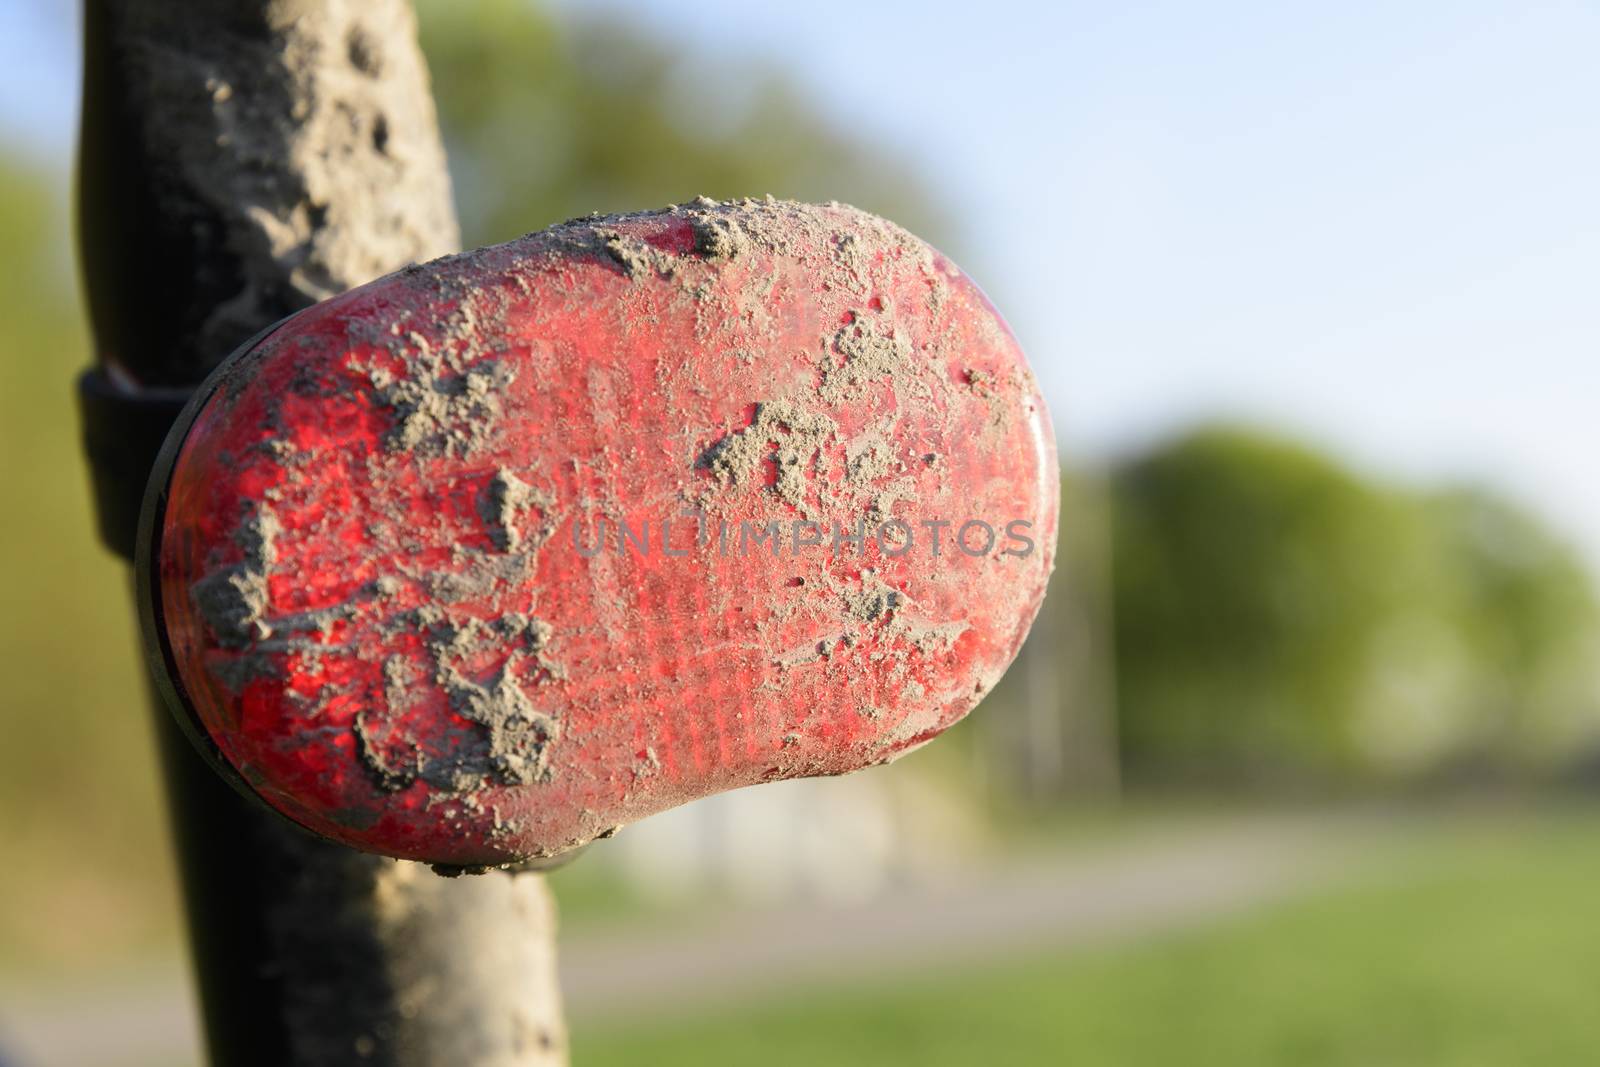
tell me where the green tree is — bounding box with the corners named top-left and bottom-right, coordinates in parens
top-left (1111, 426), bottom-right (1422, 785)
top-left (1423, 488), bottom-right (1600, 768)
top-left (1107, 428), bottom-right (1593, 790)
top-left (1109, 424), bottom-right (1600, 788)
top-left (416, 0), bottom-right (945, 250)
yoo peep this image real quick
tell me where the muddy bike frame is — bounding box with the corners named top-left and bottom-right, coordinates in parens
top-left (74, 3), bottom-right (565, 1064)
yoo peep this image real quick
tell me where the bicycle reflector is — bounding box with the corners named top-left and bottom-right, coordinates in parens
top-left (137, 198), bottom-right (1058, 868)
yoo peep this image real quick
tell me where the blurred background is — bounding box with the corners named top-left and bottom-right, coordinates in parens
top-left (3, 1), bottom-right (1600, 1064)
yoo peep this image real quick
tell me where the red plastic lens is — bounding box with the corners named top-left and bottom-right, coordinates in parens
top-left (146, 199), bottom-right (1058, 867)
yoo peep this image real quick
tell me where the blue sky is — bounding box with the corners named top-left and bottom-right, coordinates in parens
top-left (5, 0), bottom-right (1598, 561)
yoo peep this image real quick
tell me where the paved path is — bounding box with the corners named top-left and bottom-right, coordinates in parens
top-left (558, 811), bottom-right (1390, 1021)
top-left (0, 812), bottom-right (1396, 1066)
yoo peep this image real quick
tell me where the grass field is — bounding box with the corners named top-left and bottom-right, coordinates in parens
top-left (573, 808), bottom-right (1600, 1066)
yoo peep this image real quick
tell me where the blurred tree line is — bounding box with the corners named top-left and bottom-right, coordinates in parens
top-left (414, 0), bottom-right (947, 251)
top-left (983, 428), bottom-right (1600, 800)
top-left (3, 0), bottom-right (1597, 969)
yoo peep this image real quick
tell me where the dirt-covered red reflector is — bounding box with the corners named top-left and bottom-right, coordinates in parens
top-left (143, 198), bottom-right (1058, 867)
